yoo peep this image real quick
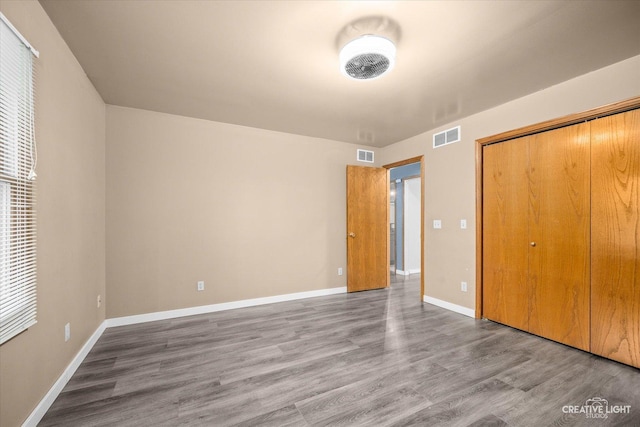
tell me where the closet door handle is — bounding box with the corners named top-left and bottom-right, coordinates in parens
top-left (530, 242), bottom-right (536, 247)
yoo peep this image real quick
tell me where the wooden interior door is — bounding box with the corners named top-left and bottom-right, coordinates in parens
top-left (591, 109), bottom-right (640, 367)
top-left (482, 138), bottom-right (529, 331)
top-left (527, 123), bottom-right (591, 351)
top-left (346, 165), bottom-right (389, 292)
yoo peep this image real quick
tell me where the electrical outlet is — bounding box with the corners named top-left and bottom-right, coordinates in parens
top-left (460, 219), bottom-right (467, 229)
top-left (338, 268), bottom-right (343, 276)
top-left (197, 281), bottom-right (205, 291)
top-left (461, 281), bottom-right (468, 292)
top-left (64, 323), bottom-right (70, 342)
top-left (433, 219), bottom-right (442, 229)
top-left (97, 294), bottom-right (102, 308)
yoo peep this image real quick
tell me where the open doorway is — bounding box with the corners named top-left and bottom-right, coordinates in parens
top-left (384, 157), bottom-right (424, 301)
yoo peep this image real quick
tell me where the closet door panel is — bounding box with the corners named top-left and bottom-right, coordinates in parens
top-left (482, 138), bottom-right (529, 331)
top-left (591, 109), bottom-right (640, 367)
top-left (527, 123), bottom-right (591, 351)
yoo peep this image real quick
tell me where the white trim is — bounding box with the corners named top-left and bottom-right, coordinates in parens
top-left (106, 286), bottom-right (347, 327)
top-left (394, 269), bottom-right (420, 276)
top-left (0, 12), bottom-right (39, 57)
top-left (423, 295), bottom-right (475, 318)
top-left (22, 321), bottom-right (107, 427)
top-left (23, 286), bottom-right (347, 426)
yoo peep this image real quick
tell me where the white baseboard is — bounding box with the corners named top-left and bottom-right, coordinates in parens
top-left (423, 295), bottom-right (475, 318)
top-left (22, 321), bottom-right (107, 427)
top-left (24, 286), bottom-right (347, 426)
top-left (25, 287), bottom-right (477, 426)
top-left (106, 286), bottom-right (347, 327)
top-left (394, 269), bottom-right (421, 276)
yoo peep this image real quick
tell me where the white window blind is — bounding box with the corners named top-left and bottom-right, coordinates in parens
top-left (0, 13), bottom-right (38, 345)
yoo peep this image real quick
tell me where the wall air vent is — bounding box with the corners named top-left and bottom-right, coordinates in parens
top-left (357, 149), bottom-right (374, 163)
top-left (433, 126), bottom-right (461, 148)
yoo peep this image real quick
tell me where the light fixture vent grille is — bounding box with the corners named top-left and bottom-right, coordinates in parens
top-left (344, 53), bottom-right (390, 80)
top-left (357, 149), bottom-right (374, 163)
top-left (433, 126), bottom-right (461, 148)
top-left (340, 35), bottom-right (396, 81)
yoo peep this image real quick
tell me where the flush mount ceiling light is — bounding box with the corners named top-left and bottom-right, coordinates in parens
top-left (339, 35), bottom-right (396, 80)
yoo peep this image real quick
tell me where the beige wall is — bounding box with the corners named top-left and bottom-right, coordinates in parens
top-left (0, 1), bottom-right (106, 427)
top-left (106, 106), bottom-right (367, 318)
top-left (381, 54), bottom-right (640, 310)
top-left (106, 53), bottom-right (640, 321)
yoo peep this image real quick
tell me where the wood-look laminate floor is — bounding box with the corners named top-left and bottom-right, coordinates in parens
top-left (40, 276), bottom-right (640, 426)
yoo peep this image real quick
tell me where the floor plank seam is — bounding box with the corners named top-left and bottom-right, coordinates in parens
top-left (37, 276), bottom-right (640, 427)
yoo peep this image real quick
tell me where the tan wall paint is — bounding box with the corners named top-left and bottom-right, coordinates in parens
top-left (106, 106), bottom-right (367, 318)
top-left (0, 1), bottom-right (106, 426)
top-left (380, 54), bottom-right (640, 310)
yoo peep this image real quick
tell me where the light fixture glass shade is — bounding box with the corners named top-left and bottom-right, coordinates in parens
top-left (339, 35), bottom-right (396, 80)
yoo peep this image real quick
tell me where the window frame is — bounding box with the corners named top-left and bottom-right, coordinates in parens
top-left (0, 12), bottom-right (39, 345)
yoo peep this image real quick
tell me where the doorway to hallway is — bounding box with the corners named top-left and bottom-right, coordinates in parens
top-left (384, 157), bottom-right (424, 301)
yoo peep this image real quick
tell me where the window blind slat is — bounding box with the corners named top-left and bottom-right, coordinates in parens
top-left (0, 16), bottom-right (38, 345)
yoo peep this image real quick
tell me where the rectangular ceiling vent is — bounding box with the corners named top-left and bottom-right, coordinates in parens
top-left (357, 149), bottom-right (374, 163)
top-left (433, 126), bottom-right (461, 148)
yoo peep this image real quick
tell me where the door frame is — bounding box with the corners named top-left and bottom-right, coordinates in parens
top-left (383, 156), bottom-right (425, 301)
top-left (389, 180), bottom-right (398, 276)
top-left (475, 96), bottom-right (640, 319)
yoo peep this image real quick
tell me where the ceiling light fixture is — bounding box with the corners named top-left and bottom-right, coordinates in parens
top-left (339, 35), bottom-right (396, 80)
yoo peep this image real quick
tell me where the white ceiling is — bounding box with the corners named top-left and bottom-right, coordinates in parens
top-left (39, 0), bottom-right (640, 147)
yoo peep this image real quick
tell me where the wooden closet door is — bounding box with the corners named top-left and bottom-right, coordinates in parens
top-left (482, 137), bottom-right (529, 331)
top-left (591, 109), bottom-right (640, 367)
top-left (527, 123), bottom-right (591, 351)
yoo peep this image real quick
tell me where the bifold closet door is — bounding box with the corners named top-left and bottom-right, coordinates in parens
top-left (483, 123), bottom-right (590, 350)
top-left (527, 123), bottom-right (591, 351)
top-left (482, 137), bottom-right (529, 332)
top-left (591, 109), bottom-right (640, 367)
